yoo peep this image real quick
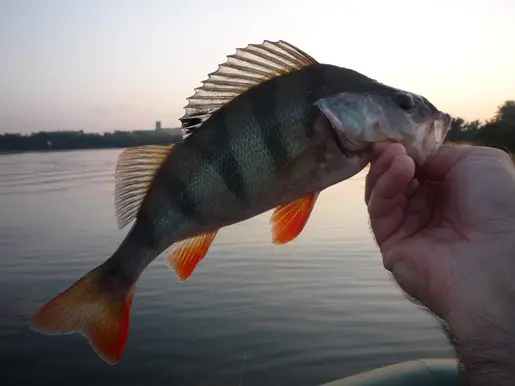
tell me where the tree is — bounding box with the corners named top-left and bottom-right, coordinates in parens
top-left (465, 120), bottom-right (481, 131)
top-left (495, 100), bottom-right (515, 125)
top-left (450, 117), bottom-right (465, 132)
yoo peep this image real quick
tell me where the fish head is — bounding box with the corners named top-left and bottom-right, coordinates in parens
top-left (314, 90), bottom-right (452, 165)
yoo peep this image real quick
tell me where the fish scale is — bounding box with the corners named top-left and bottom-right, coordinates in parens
top-left (29, 39), bottom-right (452, 365)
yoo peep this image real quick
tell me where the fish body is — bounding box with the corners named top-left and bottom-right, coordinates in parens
top-left (136, 64), bottom-right (382, 248)
top-left (30, 41), bottom-right (452, 364)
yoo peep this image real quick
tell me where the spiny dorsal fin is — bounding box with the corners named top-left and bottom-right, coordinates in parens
top-left (180, 40), bottom-right (318, 136)
top-left (114, 144), bottom-right (174, 229)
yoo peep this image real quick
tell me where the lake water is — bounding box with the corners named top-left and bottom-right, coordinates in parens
top-left (0, 149), bottom-right (454, 386)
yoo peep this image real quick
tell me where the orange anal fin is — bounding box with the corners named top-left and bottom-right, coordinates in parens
top-left (167, 230), bottom-right (218, 282)
top-left (30, 269), bottom-right (135, 365)
top-left (271, 192), bottom-right (320, 245)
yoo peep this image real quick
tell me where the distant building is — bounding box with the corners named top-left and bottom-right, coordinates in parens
top-left (154, 120), bottom-right (183, 140)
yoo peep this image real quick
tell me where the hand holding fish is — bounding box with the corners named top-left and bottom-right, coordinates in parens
top-left (366, 143), bottom-right (515, 385)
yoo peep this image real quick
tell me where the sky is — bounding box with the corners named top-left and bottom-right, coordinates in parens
top-left (0, 0), bottom-right (514, 134)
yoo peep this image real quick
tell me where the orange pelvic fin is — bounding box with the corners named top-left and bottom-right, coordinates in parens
top-left (167, 230), bottom-right (218, 282)
top-left (271, 192), bottom-right (320, 244)
top-left (30, 268), bottom-right (135, 365)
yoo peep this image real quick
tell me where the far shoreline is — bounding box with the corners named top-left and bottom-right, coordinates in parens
top-left (0, 145), bottom-right (172, 156)
top-left (0, 126), bottom-right (184, 155)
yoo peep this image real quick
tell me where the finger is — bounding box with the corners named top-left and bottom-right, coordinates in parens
top-left (370, 140), bottom-right (396, 160)
top-left (365, 142), bottom-right (407, 204)
top-left (368, 154), bottom-right (416, 217)
top-left (404, 178), bottom-right (420, 198)
top-left (416, 145), bottom-right (466, 181)
top-left (368, 153), bottom-right (416, 246)
top-left (380, 180), bottom-right (439, 264)
top-left (416, 144), bottom-right (509, 181)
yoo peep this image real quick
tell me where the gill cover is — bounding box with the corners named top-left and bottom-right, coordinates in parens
top-left (315, 93), bottom-right (393, 151)
top-left (314, 92), bottom-right (451, 164)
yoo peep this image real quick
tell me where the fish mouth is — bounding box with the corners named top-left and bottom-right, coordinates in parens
top-left (405, 111), bottom-right (452, 166)
top-left (431, 112), bottom-right (452, 148)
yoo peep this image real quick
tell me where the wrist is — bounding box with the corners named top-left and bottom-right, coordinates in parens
top-left (438, 246), bottom-right (515, 386)
top-left (443, 307), bottom-right (515, 385)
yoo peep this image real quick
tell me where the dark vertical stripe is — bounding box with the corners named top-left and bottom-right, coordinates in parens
top-left (185, 113), bottom-right (249, 207)
top-left (301, 66), bottom-right (326, 139)
top-left (302, 66), bottom-right (351, 157)
top-left (214, 110), bottom-right (248, 206)
top-left (248, 77), bottom-right (290, 173)
top-left (134, 209), bottom-right (157, 248)
top-left (162, 172), bottom-right (201, 221)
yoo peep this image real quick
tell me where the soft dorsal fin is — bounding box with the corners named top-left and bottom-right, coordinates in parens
top-left (180, 40), bottom-right (318, 136)
top-left (114, 144), bottom-right (174, 229)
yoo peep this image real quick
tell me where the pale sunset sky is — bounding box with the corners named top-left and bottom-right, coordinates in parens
top-left (0, 0), bottom-right (514, 133)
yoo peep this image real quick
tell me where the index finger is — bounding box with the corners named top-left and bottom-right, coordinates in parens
top-left (365, 142), bottom-right (406, 204)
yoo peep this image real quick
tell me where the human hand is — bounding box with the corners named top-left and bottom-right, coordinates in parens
top-left (365, 142), bottom-right (515, 385)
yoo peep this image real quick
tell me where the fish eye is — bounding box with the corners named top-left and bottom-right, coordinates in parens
top-left (394, 92), bottom-right (415, 111)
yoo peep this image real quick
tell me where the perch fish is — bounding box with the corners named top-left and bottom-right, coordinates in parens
top-left (30, 40), bottom-right (452, 364)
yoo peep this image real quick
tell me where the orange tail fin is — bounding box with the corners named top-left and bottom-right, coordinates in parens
top-left (29, 268), bottom-right (135, 365)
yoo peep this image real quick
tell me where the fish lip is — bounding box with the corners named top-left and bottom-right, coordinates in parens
top-left (406, 111), bottom-right (452, 166)
top-left (432, 111), bottom-right (452, 144)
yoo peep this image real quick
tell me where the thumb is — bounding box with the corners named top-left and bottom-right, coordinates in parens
top-left (390, 255), bottom-right (421, 300)
top-left (387, 247), bottom-right (444, 319)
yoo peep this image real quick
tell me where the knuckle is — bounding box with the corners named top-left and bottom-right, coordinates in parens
top-left (477, 146), bottom-right (512, 164)
top-left (495, 149), bottom-right (513, 165)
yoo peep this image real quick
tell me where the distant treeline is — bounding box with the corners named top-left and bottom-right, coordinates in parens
top-left (1, 100), bottom-right (514, 153)
top-left (445, 100), bottom-right (515, 153)
top-left (0, 129), bottom-right (183, 152)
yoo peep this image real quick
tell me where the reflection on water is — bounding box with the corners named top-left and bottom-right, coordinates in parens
top-left (0, 149), bottom-right (454, 386)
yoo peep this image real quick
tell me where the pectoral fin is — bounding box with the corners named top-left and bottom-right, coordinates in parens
top-left (166, 230), bottom-right (219, 282)
top-left (271, 192), bottom-right (320, 244)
